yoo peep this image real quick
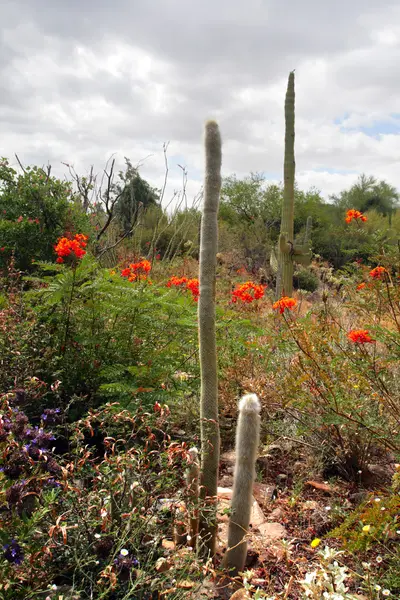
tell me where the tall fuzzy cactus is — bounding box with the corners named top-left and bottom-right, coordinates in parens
top-left (222, 394), bottom-right (261, 576)
top-left (275, 71), bottom-right (312, 298)
top-left (186, 447), bottom-right (200, 546)
top-left (198, 120), bottom-right (222, 558)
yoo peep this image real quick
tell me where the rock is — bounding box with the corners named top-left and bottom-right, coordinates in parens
top-left (253, 482), bottom-right (276, 504)
top-left (366, 463), bottom-right (396, 484)
top-left (349, 491), bottom-right (368, 504)
top-left (155, 557), bottom-right (172, 573)
top-left (265, 443), bottom-right (284, 455)
top-left (305, 480), bottom-right (336, 494)
top-left (230, 589), bottom-right (251, 600)
top-left (257, 522), bottom-right (287, 541)
top-left (161, 539), bottom-right (175, 550)
top-left (251, 498), bottom-right (266, 528)
top-left (217, 487), bottom-right (233, 500)
top-left (268, 507), bottom-right (284, 521)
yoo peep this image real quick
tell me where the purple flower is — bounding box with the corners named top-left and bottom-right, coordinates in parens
top-left (3, 540), bottom-right (24, 565)
top-left (41, 409), bottom-right (61, 426)
top-left (114, 553), bottom-right (139, 581)
top-left (45, 478), bottom-right (61, 488)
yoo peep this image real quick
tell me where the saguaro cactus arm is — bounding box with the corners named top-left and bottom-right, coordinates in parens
top-left (222, 394), bottom-right (261, 576)
top-left (198, 120), bottom-right (222, 558)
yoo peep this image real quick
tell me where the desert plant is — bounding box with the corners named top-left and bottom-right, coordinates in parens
top-left (198, 120), bottom-right (222, 558)
top-left (222, 393), bottom-right (261, 576)
top-left (273, 72), bottom-right (312, 298)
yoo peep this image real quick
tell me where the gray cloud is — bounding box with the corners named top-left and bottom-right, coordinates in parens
top-left (1, 0), bottom-right (400, 203)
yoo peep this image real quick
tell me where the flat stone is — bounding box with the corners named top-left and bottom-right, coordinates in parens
top-left (253, 482), bottom-right (276, 504)
top-left (268, 507), bottom-right (284, 521)
top-left (257, 522), bottom-right (287, 541)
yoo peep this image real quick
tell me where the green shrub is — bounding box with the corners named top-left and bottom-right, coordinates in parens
top-left (294, 268), bottom-right (319, 292)
top-left (0, 158), bottom-right (90, 272)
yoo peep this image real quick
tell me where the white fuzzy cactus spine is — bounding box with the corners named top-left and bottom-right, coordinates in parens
top-left (186, 447), bottom-right (200, 547)
top-left (222, 393), bottom-right (261, 576)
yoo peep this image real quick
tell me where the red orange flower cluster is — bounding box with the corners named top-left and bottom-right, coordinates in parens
top-left (54, 234), bottom-right (88, 263)
top-left (121, 259), bottom-right (152, 282)
top-left (272, 296), bottom-right (297, 314)
top-left (345, 209), bottom-right (367, 223)
top-left (231, 282), bottom-right (266, 304)
top-left (356, 282), bottom-right (366, 291)
top-left (166, 276), bottom-right (200, 301)
top-left (347, 329), bottom-right (375, 344)
top-left (369, 266), bottom-right (387, 280)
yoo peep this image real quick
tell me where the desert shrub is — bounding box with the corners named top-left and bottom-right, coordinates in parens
top-left (0, 158), bottom-right (90, 273)
top-left (294, 268), bottom-right (319, 292)
top-left (0, 395), bottom-right (202, 599)
top-left (260, 257), bottom-right (400, 481)
top-left (13, 254), bottom-right (201, 417)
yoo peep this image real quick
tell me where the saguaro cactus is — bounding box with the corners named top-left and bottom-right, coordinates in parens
top-left (274, 71), bottom-right (312, 298)
top-left (222, 394), bottom-right (261, 576)
top-left (198, 120), bottom-right (222, 558)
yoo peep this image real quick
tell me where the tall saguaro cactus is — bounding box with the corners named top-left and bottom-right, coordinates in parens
top-left (198, 120), bottom-right (222, 558)
top-left (274, 71), bottom-right (312, 298)
top-left (276, 71), bottom-right (296, 299)
top-left (222, 394), bottom-right (261, 576)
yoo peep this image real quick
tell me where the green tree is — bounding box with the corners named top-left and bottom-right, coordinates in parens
top-left (331, 174), bottom-right (399, 223)
top-left (0, 158), bottom-right (89, 272)
top-left (113, 159), bottom-right (160, 235)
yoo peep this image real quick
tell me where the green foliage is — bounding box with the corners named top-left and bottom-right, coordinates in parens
top-left (294, 268), bottom-right (319, 292)
top-left (327, 490), bottom-right (400, 552)
top-left (0, 158), bottom-right (90, 272)
top-left (113, 158), bottom-right (160, 235)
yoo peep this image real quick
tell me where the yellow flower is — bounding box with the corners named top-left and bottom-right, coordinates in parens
top-left (362, 525), bottom-right (371, 533)
top-left (310, 538), bottom-right (321, 548)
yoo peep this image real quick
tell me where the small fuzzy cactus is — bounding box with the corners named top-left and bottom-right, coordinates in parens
top-left (222, 393), bottom-right (261, 576)
top-left (198, 120), bottom-right (222, 558)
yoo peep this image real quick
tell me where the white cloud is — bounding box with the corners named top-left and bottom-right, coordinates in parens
top-left (1, 0), bottom-right (400, 204)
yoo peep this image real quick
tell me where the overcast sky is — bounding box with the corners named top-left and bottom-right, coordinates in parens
top-left (1, 0), bottom-right (400, 206)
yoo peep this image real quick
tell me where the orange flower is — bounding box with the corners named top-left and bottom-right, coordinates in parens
top-left (273, 296), bottom-right (297, 314)
top-left (347, 329), bottom-right (375, 344)
top-left (166, 276), bottom-right (188, 288)
top-left (369, 266), bottom-right (387, 280)
top-left (232, 281), bottom-right (266, 304)
top-left (345, 209), bottom-right (367, 223)
top-left (120, 258), bottom-right (152, 281)
top-left (166, 275), bottom-right (199, 300)
top-left (54, 233), bottom-right (88, 262)
top-left (356, 282), bottom-right (366, 291)
top-left (186, 278), bottom-right (199, 301)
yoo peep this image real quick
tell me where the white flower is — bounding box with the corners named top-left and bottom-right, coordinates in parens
top-left (325, 506), bottom-right (331, 511)
top-left (120, 548), bottom-right (129, 557)
top-left (374, 497), bottom-right (381, 503)
top-left (94, 533), bottom-right (101, 539)
top-left (382, 590), bottom-right (390, 597)
top-left (375, 585), bottom-right (382, 591)
top-left (376, 556), bottom-right (383, 563)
